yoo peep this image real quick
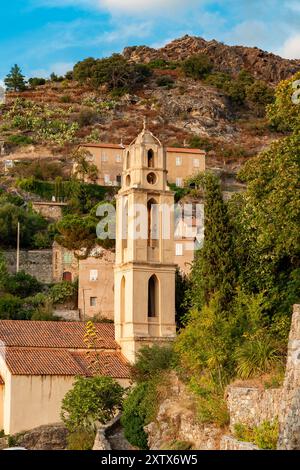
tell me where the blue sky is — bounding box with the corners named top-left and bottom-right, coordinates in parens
top-left (0, 0), bottom-right (300, 83)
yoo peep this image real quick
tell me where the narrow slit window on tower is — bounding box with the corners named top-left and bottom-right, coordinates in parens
top-left (148, 275), bottom-right (158, 317)
top-left (147, 149), bottom-right (154, 168)
top-left (120, 276), bottom-right (125, 324)
top-left (147, 198), bottom-right (158, 247)
top-left (126, 151), bottom-right (130, 170)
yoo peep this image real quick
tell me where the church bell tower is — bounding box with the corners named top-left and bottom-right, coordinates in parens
top-left (114, 120), bottom-right (176, 363)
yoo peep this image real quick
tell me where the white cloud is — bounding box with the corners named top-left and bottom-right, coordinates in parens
top-left (223, 20), bottom-right (270, 48)
top-left (30, 62), bottom-right (74, 78)
top-left (279, 34), bottom-right (300, 59)
top-left (33, 0), bottom-right (202, 15)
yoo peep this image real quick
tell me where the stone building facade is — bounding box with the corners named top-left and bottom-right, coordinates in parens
top-left (52, 241), bottom-right (79, 283)
top-left (78, 247), bottom-right (115, 321)
top-left (77, 141), bottom-right (205, 188)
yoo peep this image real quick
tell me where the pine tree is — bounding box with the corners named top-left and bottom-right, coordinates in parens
top-left (188, 172), bottom-right (236, 310)
top-left (4, 64), bottom-right (26, 91)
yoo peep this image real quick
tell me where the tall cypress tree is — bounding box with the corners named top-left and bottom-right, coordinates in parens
top-left (4, 64), bottom-right (26, 91)
top-left (188, 172), bottom-right (236, 310)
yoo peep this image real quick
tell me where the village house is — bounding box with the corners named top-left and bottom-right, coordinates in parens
top-left (0, 321), bottom-right (130, 435)
top-left (78, 247), bottom-right (115, 321)
top-left (52, 241), bottom-right (79, 283)
top-left (76, 142), bottom-right (205, 188)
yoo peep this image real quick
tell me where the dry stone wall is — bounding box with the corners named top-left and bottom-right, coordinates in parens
top-left (4, 249), bottom-right (53, 284)
top-left (226, 386), bottom-right (281, 432)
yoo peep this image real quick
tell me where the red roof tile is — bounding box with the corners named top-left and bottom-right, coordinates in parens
top-left (0, 321), bottom-right (117, 350)
top-left (5, 347), bottom-right (83, 376)
top-left (4, 347), bottom-right (130, 378)
top-left (166, 147), bottom-right (205, 154)
top-left (71, 351), bottom-right (130, 379)
top-left (81, 143), bottom-right (205, 155)
top-left (81, 143), bottom-right (125, 150)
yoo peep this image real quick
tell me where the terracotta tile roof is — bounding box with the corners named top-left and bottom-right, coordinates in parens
top-left (166, 147), bottom-right (205, 154)
top-left (81, 143), bottom-right (205, 154)
top-left (0, 321), bottom-right (117, 350)
top-left (4, 347), bottom-right (130, 379)
top-left (0, 375), bottom-right (4, 385)
top-left (5, 347), bottom-right (83, 376)
top-left (71, 351), bottom-right (131, 379)
top-left (81, 143), bottom-right (125, 150)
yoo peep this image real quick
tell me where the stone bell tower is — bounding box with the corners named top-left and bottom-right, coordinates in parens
top-left (114, 120), bottom-right (176, 363)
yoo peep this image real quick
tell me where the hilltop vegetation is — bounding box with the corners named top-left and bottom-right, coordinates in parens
top-left (1, 35), bottom-right (291, 176)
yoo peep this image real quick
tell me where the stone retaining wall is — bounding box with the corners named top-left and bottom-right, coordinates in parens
top-left (93, 414), bottom-right (121, 451)
top-left (220, 436), bottom-right (259, 450)
top-left (226, 386), bottom-right (282, 432)
top-left (4, 249), bottom-right (53, 284)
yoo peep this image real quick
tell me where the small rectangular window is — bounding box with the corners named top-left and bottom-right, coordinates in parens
top-left (176, 156), bottom-right (182, 166)
top-left (101, 153), bottom-right (108, 162)
top-left (104, 174), bottom-right (110, 184)
top-left (90, 297), bottom-right (97, 307)
top-left (63, 252), bottom-right (73, 264)
top-left (176, 243), bottom-right (183, 256)
top-left (90, 270), bottom-right (98, 281)
top-left (116, 155), bottom-right (122, 163)
top-left (193, 158), bottom-right (200, 167)
top-left (176, 177), bottom-right (183, 187)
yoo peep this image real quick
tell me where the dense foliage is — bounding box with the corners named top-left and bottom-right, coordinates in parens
top-left (0, 191), bottom-right (51, 249)
top-left (61, 376), bottom-right (124, 432)
top-left (171, 72), bottom-right (299, 427)
top-left (73, 54), bottom-right (152, 94)
top-left (121, 345), bottom-right (175, 449)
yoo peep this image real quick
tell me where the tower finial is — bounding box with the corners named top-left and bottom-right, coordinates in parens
top-left (143, 116), bottom-right (147, 131)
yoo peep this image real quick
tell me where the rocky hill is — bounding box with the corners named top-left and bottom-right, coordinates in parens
top-left (0, 35), bottom-right (296, 177)
top-left (124, 35), bottom-right (300, 84)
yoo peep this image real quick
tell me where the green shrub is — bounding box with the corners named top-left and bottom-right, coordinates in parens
top-left (182, 54), bottom-right (213, 79)
top-left (76, 109), bottom-right (100, 127)
top-left (196, 392), bottom-right (230, 427)
top-left (1, 271), bottom-right (42, 298)
top-left (28, 77), bottom-right (46, 87)
top-left (234, 419), bottom-right (279, 450)
top-left (165, 440), bottom-right (192, 450)
top-left (121, 382), bottom-right (150, 449)
top-left (7, 134), bottom-right (33, 146)
top-left (60, 95), bottom-right (72, 103)
top-left (156, 75), bottom-right (175, 88)
top-left (253, 419), bottom-right (279, 450)
top-left (49, 281), bottom-right (77, 305)
top-left (67, 429), bottom-right (95, 450)
top-left (61, 376), bottom-right (123, 432)
top-left (234, 336), bottom-right (283, 379)
top-left (8, 435), bottom-right (18, 447)
top-left (0, 294), bottom-right (27, 319)
top-left (131, 344), bottom-right (177, 383)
